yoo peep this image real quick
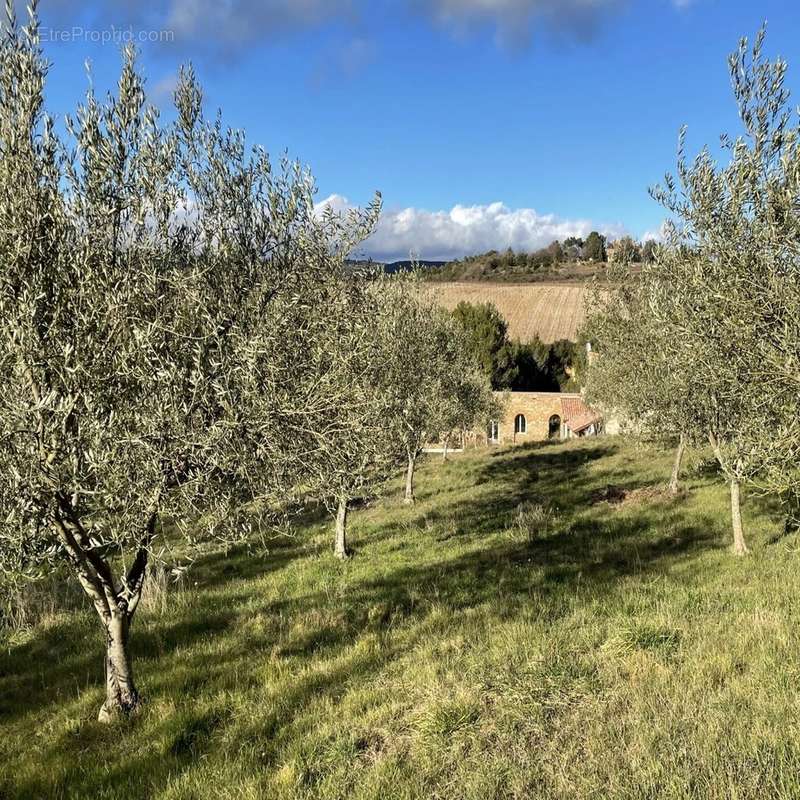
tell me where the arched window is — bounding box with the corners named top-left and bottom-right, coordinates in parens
top-left (548, 414), bottom-right (561, 439)
top-left (488, 420), bottom-right (499, 442)
top-left (514, 414), bottom-right (527, 434)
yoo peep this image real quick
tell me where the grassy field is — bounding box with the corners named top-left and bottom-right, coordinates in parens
top-left (427, 282), bottom-right (591, 343)
top-left (2, 438), bottom-right (800, 800)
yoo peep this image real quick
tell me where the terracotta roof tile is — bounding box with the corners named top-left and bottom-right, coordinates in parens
top-left (566, 411), bottom-right (602, 433)
top-left (560, 396), bottom-right (590, 421)
top-left (560, 396), bottom-right (602, 432)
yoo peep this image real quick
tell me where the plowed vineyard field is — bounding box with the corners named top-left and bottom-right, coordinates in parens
top-left (428, 281), bottom-right (591, 343)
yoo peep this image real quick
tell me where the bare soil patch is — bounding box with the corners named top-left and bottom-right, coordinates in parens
top-left (591, 484), bottom-right (682, 508)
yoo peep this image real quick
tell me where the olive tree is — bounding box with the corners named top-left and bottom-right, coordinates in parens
top-left (0, 9), bottom-right (379, 718)
top-left (590, 28), bottom-right (800, 553)
top-left (301, 270), bottom-right (404, 559)
top-left (647, 27), bottom-right (800, 553)
top-left (377, 276), bottom-right (494, 505)
top-left (584, 265), bottom-right (701, 496)
top-left (433, 356), bottom-right (499, 462)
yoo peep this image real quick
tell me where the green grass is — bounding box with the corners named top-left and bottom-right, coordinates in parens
top-left (2, 438), bottom-right (800, 799)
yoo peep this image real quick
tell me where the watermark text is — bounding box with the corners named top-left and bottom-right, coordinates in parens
top-left (41, 26), bottom-right (175, 45)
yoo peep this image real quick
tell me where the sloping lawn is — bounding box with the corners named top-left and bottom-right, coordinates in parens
top-left (2, 438), bottom-right (799, 800)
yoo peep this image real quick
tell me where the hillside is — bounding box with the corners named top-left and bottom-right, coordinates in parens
top-left (428, 281), bottom-right (591, 343)
top-left (425, 258), bottom-right (606, 284)
top-left (2, 439), bottom-right (798, 800)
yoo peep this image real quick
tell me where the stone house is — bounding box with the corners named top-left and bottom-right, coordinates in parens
top-left (485, 391), bottom-right (604, 445)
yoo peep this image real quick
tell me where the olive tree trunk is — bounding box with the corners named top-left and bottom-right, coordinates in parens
top-left (334, 495), bottom-right (349, 559)
top-left (708, 433), bottom-right (749, 556)
top-left (54, 501), bottom-right (153, 722)
top-left (404, 451), bottom-right (416, 505)
top-left (729, 477), bottom-right (749, 556)
top-left (98, 611), bottom-right (140, 722)
top-left (668, 433), bottom-right (687, 496)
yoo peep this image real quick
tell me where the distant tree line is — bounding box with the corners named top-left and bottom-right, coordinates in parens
top-left (427, 233), bottom-right (658, 282)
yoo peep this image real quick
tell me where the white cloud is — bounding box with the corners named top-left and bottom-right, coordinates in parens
top-left (315, 194), bottom-right (354, 216)
top-left (640, 220), bottom-right (671, 243)
top-left (317, 194), bottom-right (627, 262)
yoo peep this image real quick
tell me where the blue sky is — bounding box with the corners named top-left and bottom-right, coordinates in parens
top-left (30, 0), bottom-right (800, 261)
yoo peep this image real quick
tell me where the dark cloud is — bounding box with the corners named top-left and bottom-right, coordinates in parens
top-left (164, 0), bottom-right (356, 57)
top-left (412, 0), bottom-right (627, 49)
top-left (27, 0), bottom-right (635, 62)
top-left (28, 0), bottom-right (355, 60)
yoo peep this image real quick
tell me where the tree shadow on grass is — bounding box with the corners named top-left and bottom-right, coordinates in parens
top-left (1, 439), bottom-right (728, 799)
top-left (188, 535), bottom-right (307, 591)
top-left (745, 490), bottom-right (794, 544)
top-left (202, 469), bottom-right (723, 793)
top-left (0, 601), bottom-right (245, 727)
top-left (340, 440), bottom-right (724, 631)
top-left (347, 516), bottom-right (719, 626)
top-left (367, 441), bottom-right (658, 549)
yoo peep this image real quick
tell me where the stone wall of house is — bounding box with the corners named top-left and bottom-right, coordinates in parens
top-left (489, 391), bottom-right (577, 444)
